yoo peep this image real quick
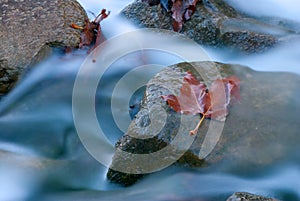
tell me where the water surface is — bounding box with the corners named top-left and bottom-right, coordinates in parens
top-left (0, 0), bottom-right (300, 200)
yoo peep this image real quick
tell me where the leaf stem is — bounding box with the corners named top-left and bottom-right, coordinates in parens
top-left (189, 114), bottom-right (205, 135)
top-left (70, 23), bottom-right (84, 30)
top-left (189, 105), bottom-right (212, 135)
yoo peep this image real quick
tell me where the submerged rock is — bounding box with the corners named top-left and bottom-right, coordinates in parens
top-left (0, 0), bottom-right (87, 95)
top-left (107, 61), bottom-right (300, 185)
top-left (227, 192), bottom-right (279, 201)
top-left (122, 0), bottom-right (300, 53)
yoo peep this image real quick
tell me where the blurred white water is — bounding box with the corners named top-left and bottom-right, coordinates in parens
top-left (224, 0), bottom-right (300, 23)
top-left (0, 166), bottom-right (34, 201)
top-left (205, 39), bottom-right (300, 75)
top-left (77, 0), bottom-right (137, 37)
top-left (78, 0), bottom-right (132, 15)
top-left (211, 0), bottom-right (300, 74)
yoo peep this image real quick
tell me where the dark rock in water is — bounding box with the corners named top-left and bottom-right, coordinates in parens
top-left (0, 0), bottom-right (87, 95)
top-left (107, 61), bottom-right (300, 185)
top-left (227, 192), bottom-right (279, 201)
top-left (107, 168), bottom-right (145, 187)
top-left (121, 0), bottom-right (300, 53)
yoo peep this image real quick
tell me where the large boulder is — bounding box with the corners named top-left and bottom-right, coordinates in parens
top-left (122, 0), bottom-right (299, 53)
top-left (107, 61), bottom-right (300, 185)
top-left (0, 0), bottom-right (87, 95)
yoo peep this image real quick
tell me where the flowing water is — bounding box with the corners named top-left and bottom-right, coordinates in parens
top-left (0, 0), bottom-right (300, 201)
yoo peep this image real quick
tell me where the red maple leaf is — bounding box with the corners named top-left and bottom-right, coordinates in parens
top-left (71, 9), bottom-right (110, 50)
top-left (143, 0), bottom-right (199, 32)
top-left (162, 71), bottom-right (240, 135)
top-left (171, 0), bottom-right (199, 32)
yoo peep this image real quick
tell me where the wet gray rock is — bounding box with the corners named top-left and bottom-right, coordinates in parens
top-left (122, 0), bottom-right (300, 53)
top-left (227, 192), bottom-right (279, 201)
top-left (107, 61), bottom-right (300, 185)
top-left (0, 0), bottom-right (87, 95)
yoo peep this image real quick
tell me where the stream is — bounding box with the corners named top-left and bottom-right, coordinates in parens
top-left (0, 0), bottom-right (300, 201)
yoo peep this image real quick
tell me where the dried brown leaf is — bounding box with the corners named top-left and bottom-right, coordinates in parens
top-left (162, 71), bottom-right (240, 135)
